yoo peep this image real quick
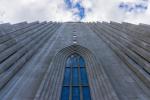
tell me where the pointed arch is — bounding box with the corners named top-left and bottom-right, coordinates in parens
top-left (35, 44), bottom-right (119, 100)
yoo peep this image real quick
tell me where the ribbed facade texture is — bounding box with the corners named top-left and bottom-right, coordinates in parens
top-left (0, 21), bottom-right (150, 100)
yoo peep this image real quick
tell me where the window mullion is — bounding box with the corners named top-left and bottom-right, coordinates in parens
top-left (78, 56), bottom-right (83, 100)
top-left (69, 58), bottom-right (73, 100)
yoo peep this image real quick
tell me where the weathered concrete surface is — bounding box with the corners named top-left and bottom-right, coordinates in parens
top-left (0, 22), bottom-right (150, 100)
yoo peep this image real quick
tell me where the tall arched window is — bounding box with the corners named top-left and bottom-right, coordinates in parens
top-left (60, 53), bottom-right (91, 100)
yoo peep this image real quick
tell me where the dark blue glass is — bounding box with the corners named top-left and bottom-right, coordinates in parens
top-left (74, 57), bottom-right (78, 67)
top-left (79, 57), bottom-right (85, 67)
top-left (80, 68), bottom-right (88, 85)
top-left (61, 53), bottom-right (91, 100)
top-left (72, 86), bottom-right (80, 100)
top-left (66, 58), bottom-right (71, 67)
top-left (72, 68), bottom-right (79, 85)
top-left (72, 57), bottom-right (75, 67)
top-left (70, 57), bottom-right (73, 66)
top-left (82, 87), bottom-right (91, 100)
top-left (61, 87), bottom-right (70, 100)
top-left (63, 68), bottom-right (71, 85)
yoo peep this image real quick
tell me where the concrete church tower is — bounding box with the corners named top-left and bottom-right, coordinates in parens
top-left (0, 21), bottom-right (150, 100)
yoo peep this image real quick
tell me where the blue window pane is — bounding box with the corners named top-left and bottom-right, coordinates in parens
top-left (79, 57), bottom-right (85, 67)
top-left (71, 57), bottom-right (74, 67)
top-left (61, 87), bottom-right (70, 100)
top-left (66, 58), bottom-right (71, 67)
top-left (80, 68), bottom-right (88, 85)
top-left (72, 86), bottom-right (80, 100)
top-left (72, 57), bottom-right (75, 67)
top-left (82, 87), bottom-right (91, 100)
top-left (74, 57), bottom-right (78, 67)
top-left (72, 68), bottom-right (79, 85)
top-left (61, 53), bottom-right (91, 100)
top-left (63, 68), bottom-right (71, 85)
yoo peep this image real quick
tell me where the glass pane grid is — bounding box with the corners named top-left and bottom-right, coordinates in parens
top-left (61, 54), bottom-right (91, 100)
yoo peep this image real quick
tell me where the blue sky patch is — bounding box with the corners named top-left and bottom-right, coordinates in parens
top-left (64, 0), bottom-right (85, 20)
top-left (119, 0), bottom-right (148, 13)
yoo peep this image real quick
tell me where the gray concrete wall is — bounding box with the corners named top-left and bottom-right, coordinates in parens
top-left (0, 22), bottom-right (149, 100)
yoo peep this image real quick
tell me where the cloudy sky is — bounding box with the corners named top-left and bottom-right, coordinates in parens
top-left (0, 0), bottom-right (150, 24)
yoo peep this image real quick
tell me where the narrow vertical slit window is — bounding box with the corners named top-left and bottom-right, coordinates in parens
top-left (61, 53), bottom-right (91, 100)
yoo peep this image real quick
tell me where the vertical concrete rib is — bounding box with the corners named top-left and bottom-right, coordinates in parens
top-left (88, 23), bottom-right (150, 100)
top-left (0, 22), bottom-right (62, 99)
top-left (0, 23), bottom-right (57, 75)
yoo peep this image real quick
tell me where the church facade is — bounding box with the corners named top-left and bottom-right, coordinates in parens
top-left (0, 21), bottom-right (150, 100)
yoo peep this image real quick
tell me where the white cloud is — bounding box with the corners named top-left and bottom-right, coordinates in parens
top-left (0, 0), bottom-right (76, 23)
top-left (82, 0), bottom-right (150, 24)
top-left (0, 0), bottom-right (150, 24)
